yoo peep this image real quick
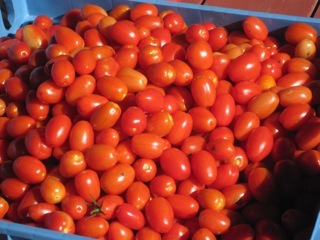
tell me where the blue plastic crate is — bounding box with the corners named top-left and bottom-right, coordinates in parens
top-left (0, 0), bottom-right (320, 239)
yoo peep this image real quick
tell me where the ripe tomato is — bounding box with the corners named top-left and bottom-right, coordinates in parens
top-left (24, 128), bottom-right (52, 160)
top-left (76, 216), bottom-right (109, 238)
top-left (197, 188), bottom-right (226, 211)
top-left (145, 197), bottom-right (174, 234)
top-left (221, 183), bottom-right (252, 209)
top-left (246, 126), bottom-right (274, 162)
top-left (190, 150), bottom-right (217, 185)
top-left (220, 224), bottom-right (254, 240)
top-left (116, 203), bottom-right (146, 230)
top-left (61, 195), bottom-right (87, 220)
top-left (192, 228), bottom-right (217, 240)
top-left (68, 120), bottom-right (94, 152)
top-left (125, 181), bottom-right (150, 210)
top-left (162, 223), bottom-right (190, 240)
top-left (285, 22), bottom-right (317, 45)
top-left (55, 26), bottom-right (84, 52)
top-left (0, 177), bottom-right (29, 201)
top-left (131, 133), bottom-right (165, 159)
top-left (40, 178), bottom-right (66, 204)
top-left (6, 115), bottom-right (36, 139)
top-left (110, 20), bottom-right (140, 46)
top-left (243, 16), bottom-right (268, 40)
top-left (233, 111), bottom-right (260, 141)
top-left (149, 174), bottom-right (177, 197)
top-left (44, 114), bottom-right (72, 147)
top-left (74, 169), bottom-right (101, 203)
top-left (159, 147), bottom-right (191, 181)
top-left (227, 53), bottom-right (261, 82)
top-left (198, 209), bottom-right (231, 235)
top-left (28, 202), bottom-right (59, 224)
top-left (132, 158), bottom-right (157, 182)
top-left (186, 40), bottom-right (213, 70)
top-left (13, 155), bottom-right (46, 184)
top-left (209, 163), bottom-right (239, 190)
top-left (295, 121), bottom-right (320, 150)
top-left (25, 90), bottom-right (50, 121)
top-left (100, 163), bottom-right (135, 195)
top-left (44, 211), bottom-right (75, 234)
top-left (107, 221), bottom-right (134, 240)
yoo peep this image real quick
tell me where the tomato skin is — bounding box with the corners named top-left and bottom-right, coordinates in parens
top-left (45, 114), bottom-right (72, 147)
top-left (165, 111), bottom-right (193, 146)
top-left (233, 111), bottom-right (260, 141)
top-left (231, 81), bottom-right (262, 105)
top-left (61, 195), bottom-right (87, 220)
top-left (246, 126), bottom-right (274, 162)
top-left (55, 26), bottom-right (84, 52)
top-left (206, 138), bottom-right (235, 162)
top-left (209, 163), bottom-right (239, 190)
top-left (110, 20), bottom-right (140, 46)
top-left (24, 128), bottom-right (52, 160)
top-left (165, 194), bottom-right (199, 219)
top-left (220, 223), bottom-right (255, 240)
top-left (159, 147), bottom-right (191, 181)
top-left (227, 53), bottom-right (261, 82)
top-left (0, 177), bottom-right (30, 201)
top-left (74, 169), bottom-right (100, 203)
top-left (68, 120), bottom-right (94, 152)
top-left (190, 75), bottom-right (216, 107)
top-left (44, 210), bottom-right (75, 234)
top-left (285, 22), bottom-right (317, 45)
top-left (145, 197), bottom-right (174, 234)
top-left (25, 90), bottom-right (50, 121)
top-left (131, 133), bottom-right (165, 160)
top-left (40, 178), bottom-right (66, 204)
top-left (115, 203), bottom-right (146, 230)
top-left (279, 103), bottom-right (313, 131)
top-left (243, 16), bottom-right (268, 40)
top-left (295, 121), bottom-right (320, 150)
top-left (295, 150), bottom-right (320, 176)
top-left (17, 186), bottom-right (44, 220)
top-left (210, 93), bottom-right (235, 126)
top-left (197, 188), bottom-right (226, 211)
top-left (198, 209), bottom-right (231, 235)
top-left (277, 72), bottom-right (311, 88)
top-left (76, 216), bottom-right (109, 238)
top-left (100, 163), bottom-right (135, 195)
top-left (13, 155), bottom-right (46, 184)
top-left (6, 115), bottom-right (36, 139)
top-left (190, 150), bottom-right (217, 185)
top-left (278, 85), bottom-right (312, 107)
top-left (107, 221), bottom-right (134, 240)
top-left (192, 228), bottom-right (217, 240)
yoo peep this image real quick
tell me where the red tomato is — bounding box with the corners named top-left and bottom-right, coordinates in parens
top-left (76, 216), bottom-right (109, 238)
top-left (197, 188), bottom-right (226, 211)
top-left (68, 120), bottom-right (94, 152)
top-left (132, 158), bottom-right (157, 183)
top-left (190, 150), bottom-right (217, 185)
top-left (162, 223), bottom-right (190, 240)
top-left (210, 93), bottom-right (235, 126)
top-left (24, 128), bottom-right (52, 160)
top-left (40, 178), bottom-right (66, 204)
top-left (110, 20), bottom-right (140, 46)
top-left (74, 169), bottom-right (101, 203)
top-left (209, 163), bottom-right (239, 190)
top-left (248, 167), bottom-right (277, 203)
top-left (44, 211), bottom-right (75, 234)
top-left (295, 121), bottom-right (320, 150)
top-left (130, 3), bottom-right (158, 21)
top-left (85, 144), bottom-right (118, 172)
top-left (0, 177), bottom-right (30, 201)
top-left (246, 126), bottom-right (274, 162)
top-left (145, 197), bottom-right (174, 234)
top-left (227, 53), bottom-right (261, 82)
top-left (61, 195), bottom-right (88, 220)
top-left (116, 203), bottom-right (146, 230)
top-left (28, 202), bottom-right (59, 224)
top-left (285, 22), bottom-right (317, 45)
top-left (13, 155), bottom-right (46, 184)
top-left (94, 195), bottom-right (124, 220)
top-left (243, 16), bottom-right (268, 40)
top-left (45, 114), bottom-right (72, 147)
top-left (100, 163), bottom-right (135, 195)
top-left (186, 40), bottom-right (213, 70)
top-left (125, 181), bottom-right (150, 210)
top-left (131, 133), bottom-right (165, 159)
top-left (255, 219), bottom-right (287, 240)
top-left (231, 81), bottom-right (262, 105)
top-left (221, 183), bottom-right (252, 209)
top-left (90, 101), bottom-right (121, 131)
top-left (107, 221), bottom-right (134, 240)
top-left (192, 228), bottom-right (217, 240)
top-left (198, 209), bottom-right (231, 235)
top-left (149, 175), bottom-right (177, 198)
top-left (55, 26), bottom-right (84, 52)
top-left (206, 138), bottom-right (235, 162)
top-left (159, 147), bottom-right (191, 181)
top-left (17, 186), bottom-right (44, 220)
top-left (220, 224), bottom-right (255, 240)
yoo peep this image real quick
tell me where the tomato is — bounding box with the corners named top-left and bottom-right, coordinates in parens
top-left (25, 90), bottom-right (50, 121)
top-left (243, 16), bottom-right (268, 40)
top-left (110, 20), bottom-right (140, 46)
top-left (44, 211), bottom-right (75, 234)
top-left (277, 72), bottom-right (311, 88)
top-left (255, 219), bottom-right (287, 240)
top-left (93, 56), bottom-right (120, 79)
top-left (4, 77), bottom-right (29, 102)
top-left (210, 93), bottom-right (235, 126)
top-left (190, 150), bottom-right (217, 185)
top-left (160, 147), bottom-right (191, 181)
top-left (115, 203), bottom-right (146, 230)
top-left (233, 111), bottom-right (260, 141)
top-left (61, 195), bottom-right (87, 220)
top-left (295, 150), bottom-right (320, 176)
top-left (132, 158), bottom-right (157, 182)
top-left (209, 163), bottom-right (239, 190)
top-left (295, 121), bottom-right (320, 150)
top-left (167, 86), bottom-right (194, 111)
top-left (17, 186), bottom-right (44, 220)
top-left (220, 224), bottom-right (254, 240)
top-left (74, 169), bottom-right (100, 203)
top-left (44, 114), bottom-right (72, 147)
top-left (68, 120), bottom-right (94, 152)
top-left (247, 91), bottom-right (279, 120)
top-left (28, 202), bottom-right (59, 224)
top-left (0, 177), bottom-right (30, 201)
top-left (116, 139), bottom-right (137, 165)
top-left (130, 3), bottom-right (158, 20)
top-left (117, 67), bottom-right (148, 93)
top-left (197, 188), bottom-right (226, 211)
top-left (227, 53), bottom-right (261, 82)
top-left (76, 216), bottom-right (109, 238)
top-left (186, 40), bottom-right (213, 70)
top-left (100, 163), bottom-right (135, 195)
top-left (149, 174), bottom-right (176, 197)
top-left (162, 223), bottom-right (190, 240)
top-left (107, 221), bottom-right (134, 240)
top-left (21, 25), bottom-right (48, 50)
top-left (145, 197), bottom-right (174, 233)
top-left (90, 101), bottom-right (121, 131)
top-left (40, 178), bottom-right (66, 204)
top-left (279, 103), bottom-right (313, 131)
top-left (93, 195), bottom-right (124, 220)
top-left (198, 209), bottom-right (231, 235)
top-left (24, 128), bottom-right (52, 160)
top-left (192, 228), bottom-right (217, 240)
top-left (222, 183), bottom-right (252, 210)
top-left (246, 126), bottom-right (274, 162)
top-left (13, 155), bottom-right (46, 184)
top-left (84, 142), bottom-right (116, 171)
top-left (206, 138), bottom-right (235, 162)
top-left (285, 22), bottom-right (317, 45)
top-left (125, 181), bottom-right (150, 210)
top-left (131, 133), bottom-right (165, 159)
top-left (55, 26), bottom-right (84, 52)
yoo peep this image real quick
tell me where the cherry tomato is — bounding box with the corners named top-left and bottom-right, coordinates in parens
top-left (186, 40), bottom-right (213, 70)
top-left (145, 197), bottom-right (174, 234)
top-left (74, 169), bottom-right (100, 203)
top-left (198, 209), bottom-right (231, 235)
top-left (131, 133), bottom-right (165, 159)
top-left (209, 163), bottom-right (240, 190)
top-left (0, 177), bottom-right (30, 201)
top-left (28, 202), bottom-right (59, 224)
top-left (76, 216), bottom-right (109, 238)
top-left (68, 120), bottom-right (94, 152)
top-left (61, 195), bottom-right (88, 220)
top-left (197, 188), bottom-right (226, 211)
top-left (40, 178), bottom-right (66, 204)
top-left (243, 16), bottom-right (268, 40)
top-left (285, 22), bottom-right (317, 45)
top-left (107, 221), bottom-right (134, 240)
top-left (44, 114), bottom-right (72, 147)
top-left (44, 211), bottom-right (75, 234)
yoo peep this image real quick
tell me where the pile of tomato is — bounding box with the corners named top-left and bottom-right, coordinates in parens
top-left (0, 2), bottom-right (320, 239)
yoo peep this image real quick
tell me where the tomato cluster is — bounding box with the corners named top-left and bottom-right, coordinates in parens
top-left (0, 2), bottom-right (320, 239)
